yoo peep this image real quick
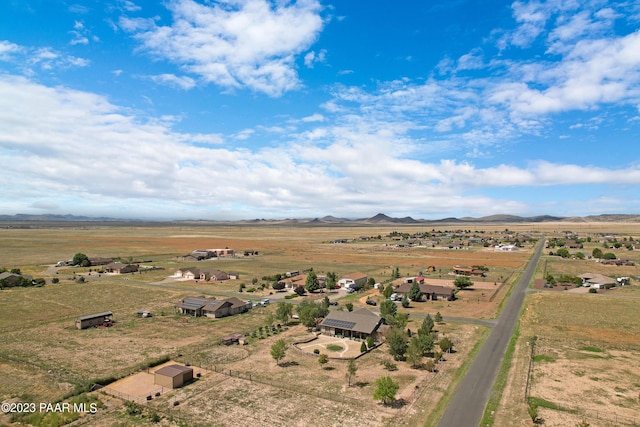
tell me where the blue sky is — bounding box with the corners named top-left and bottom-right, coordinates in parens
top-left (1, 0), bottom-right (639, 220)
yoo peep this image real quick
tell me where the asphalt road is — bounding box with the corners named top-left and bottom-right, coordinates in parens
top-left (436, 239), bottom-right (545, 427)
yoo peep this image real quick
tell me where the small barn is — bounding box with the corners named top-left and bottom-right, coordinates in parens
top-left (154, 364), bottom-right (194, 389)
top-left (75, 311), bottom-right (113, 329)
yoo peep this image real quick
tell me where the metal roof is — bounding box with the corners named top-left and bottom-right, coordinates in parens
top-left (77, 311), bottom-right (113, 321)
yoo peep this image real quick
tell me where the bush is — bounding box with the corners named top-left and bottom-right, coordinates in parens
top-left (313, 348), bottom-right (320, 354)
top-left (381, 360), bottom-right (398, 371)
top-left (589, 288), bottom-right (597, 293)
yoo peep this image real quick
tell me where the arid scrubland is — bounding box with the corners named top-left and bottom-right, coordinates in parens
top-left (0, 221), bottom-right (638, 426)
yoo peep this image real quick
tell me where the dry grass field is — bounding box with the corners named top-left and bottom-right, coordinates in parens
top-left (493, 292), bottom-right (640, 427)
top-left (1, 221), bottom-right (639, 426)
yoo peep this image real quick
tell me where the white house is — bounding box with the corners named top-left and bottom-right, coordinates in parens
top-left (338, 272), bottom-right (368, 290)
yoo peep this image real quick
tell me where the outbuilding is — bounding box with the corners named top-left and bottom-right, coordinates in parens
top-left (75, 311), bottom-right (113, 329)
top-left (154, 364), bottom-right (194, 389)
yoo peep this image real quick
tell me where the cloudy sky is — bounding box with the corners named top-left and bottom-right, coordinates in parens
top-left (1, 0), bottom-right (639, 220)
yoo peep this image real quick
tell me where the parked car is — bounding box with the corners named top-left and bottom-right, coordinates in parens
top-left (261, 299), bottom-right (270, 306)
top-left (366, 299), bottom-right (377, 306)
top-left (329, 301), bottom-right (338, 306)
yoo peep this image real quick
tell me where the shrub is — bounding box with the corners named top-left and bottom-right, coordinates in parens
top-left (381, 360), bottom-right (398, 371)
top-left (366, 336), bottom-right (374, 349)
top-left (313, 349), bottom-right (320, 354)
top-left (589, 288), bottom-right (597, 293)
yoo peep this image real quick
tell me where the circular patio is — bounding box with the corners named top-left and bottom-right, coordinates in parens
top-left (295, 334), bottom-right (365, 358)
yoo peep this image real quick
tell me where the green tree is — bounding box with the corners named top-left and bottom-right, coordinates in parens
top-left (345, 302), bottom-right (354, 312)
top-left (406, 336), bottom-right (423, 368)
top-left (305, 270), bottom-right (320, 293)
top-left (373, 376), bottom-right (399, 405)
top-left (380, 300), bottom-right (397, 323)
top-left (439, 336), bottom-right (453, 353)
top-left (419, 315), bottom-right (434, 336)
top-left (434, 312), bottom-right (443, 323)
top-left (297, 301), bottom-right (324, 329)
top-left (575, 252), bottom-right (585, 259)
top-left (72, 253), bottom-right (91, 267)
top-left (367, 277), bottom-right (376, 289)
top-left (270, 339), bottom-right (287, 366)
top-left (424, 358), bottom-right (435, 372)
top-left (366, 335), bottom-right (375, 349)
top-left (383, 284), bottom-right (393, 299)
top-left (401, 294), bottom-right (410, 308)
top-left (592, 247), bottom-right (603, 259)
top-left (275, 302), bottom-right (293, 324)
top-left (346, 358), bottom-right (358, 386)
top-left (603, 252), bottom-right (617, 260)
top-left (318, 353), bottom-right (329, 369)
top-left (388, 328), bottom-right (407, 361)
top-left (417, 332), bottom-right (434, 356)
top-left (360, 341), bottom-right (367, 353)
top-left (394, 312), bottom-right (409, 331)
top-left (326, 272), bottom-right (337, 291)
top-left (322, 295), bottom-right (330, 308)
top-left (408, 281), bottom-right (423, 301)
top-left (454, 276), bottom-right (473, 289)
top-left (391, 267), bottom-right (400, 279)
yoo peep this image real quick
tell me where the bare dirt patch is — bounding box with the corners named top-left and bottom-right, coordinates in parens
top-left (294, 335), bottom-right (364, 358)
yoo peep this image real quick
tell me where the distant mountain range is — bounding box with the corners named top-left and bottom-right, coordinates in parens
top-left (1, 213), bottom-right (640, 224)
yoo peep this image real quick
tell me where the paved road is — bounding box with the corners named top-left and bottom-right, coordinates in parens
top-left (437, 239), bottom-right (545, 427)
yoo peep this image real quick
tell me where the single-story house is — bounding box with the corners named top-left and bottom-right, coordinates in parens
top-left (175, 296), bottom-right (216, 316)
top-left (278, 274), bottom-right (307, 289)
top-left (394, 283), bottom-right (455, 301)
top-left (318, 308), bottom-right (383, 340)
top-left (202, 297), bottom-right (248, 318)
top-left (579, 273), bottom-right (617, 288)
top-left (452, 265), bottom-right (472, 275)
top-left (338, 272), bottom-right (368, 290)
top-left (207, 248), bottom-right (234, 256)
top-left (175, 268), bottom-right (228, 281)
top-left (75, 311), bottom-right (113, 329)
top-left (154, 364), bottom-right (194, 389)
top-left (175, 267), bottom-right (200, 279)
top-left (228, 272), bottom-right (239, 280)
top-left (103, 262), bottom-right (139, 274)
top-left (0, 272), bottom-right (25, 287)
top-left (198, 269), bottom-right (229, 281)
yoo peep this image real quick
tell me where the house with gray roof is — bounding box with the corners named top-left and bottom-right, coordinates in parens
top-left (318, 308), bottom-right (383, 340)
top-left (175, 296), bottom-right (216, 316)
